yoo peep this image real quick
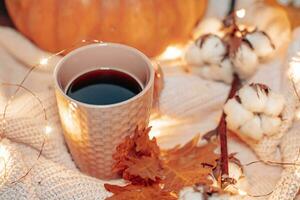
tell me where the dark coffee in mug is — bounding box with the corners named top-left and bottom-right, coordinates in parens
top-left (66, 69), bottom-right (142, 105)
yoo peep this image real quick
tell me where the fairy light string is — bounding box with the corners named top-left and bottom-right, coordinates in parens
top-left (0, 83), bottom-right (48, 184)
top-left (0, 39), bottom-right (102, 184)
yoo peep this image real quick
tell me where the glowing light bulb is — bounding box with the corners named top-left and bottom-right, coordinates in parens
top-left (148, 115), bottom-right (179, 139)
top-left (69, 102), bottom-right (78, 111)
top-left (39, 58), bottom-right (49, 66)
top-left (44, 125), bottom-right (52, 135)
top-left (236, 9), bottom-right (246, 19)
top-left (159, 46), bottom-right (183, 60)
top-left (59, 103), bottom-right (82, 140)
top-left (149, 129), bottom-right (161, 139)
top-left (237, 189), bottom-right (248, 196)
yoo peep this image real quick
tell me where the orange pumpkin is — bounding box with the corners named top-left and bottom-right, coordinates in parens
top-left (5, 0), bottom-right (207, 57)
top-left (265, 0), bottom-right (300, 28)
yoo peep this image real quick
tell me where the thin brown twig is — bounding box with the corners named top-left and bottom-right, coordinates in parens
top-left (218, 74), bottom-right (241, 187)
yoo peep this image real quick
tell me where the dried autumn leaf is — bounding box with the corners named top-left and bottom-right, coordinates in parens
top-left (164, 135), bottom-right (217, 165)
top-left (134, 127), bottom-right (160, 157)
top-left (161, 135), bottom-right (219, 193)
top-left (112, 127), bottom-right (162, 184)
top-left (162, 162), bottom-right (213, 193)
top-left (112, 135), bottom-right (135, 174)
top-left (122, 156), bottom-right (164, 185)
top-left (105, 184), bottom-right (141, 194)
top-left (105, 184), bottom-right (177, 200)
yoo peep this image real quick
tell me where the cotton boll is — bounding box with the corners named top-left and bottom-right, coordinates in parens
top-left (197, 35), bottom-right (227, 65)
top-left (202, 65), bottom-right (227, 82)
top-left (238, 85), bottom-right (268, 113)
top-left (185, 43), bottom-right (203, 65)
top-left (232, 42), bottom-right (259, 79)
top-left (215, 162), bottom-right (248, 197)
top-left (219, 59), bottom-right (234, 84)
top-left (225, 162), bottom-right (248, 195)
top-left (261, 115), bottom-right (281, 136)
top-left (264, 92), bottom-right (285, 116)
top-left (239, 116), bottom-right (263, 141)
top-left (224, 99), bottom-right (254, 130)
top-left (245, 31), bottom-right (275, 58)
top-left (196, 61), bottom-right (233, 84)
top-left (179, 187), bottom-right (204, 200)
top-left (228, 162), bottom-right (243, 181)
top-left (198, 65), bottom-right (216, 80)
top-left (226, 84), bottom-right (285, 141)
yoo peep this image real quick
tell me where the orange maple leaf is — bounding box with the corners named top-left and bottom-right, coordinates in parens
top-left (163, 135), bottom-right (218, 168)
top-left (112, 135), bottom-right (135, 173)
top-left (112, 127), bottom-right (162, 184)
top-left (122, 156), bottom-right (164, 185)
top-left (161, 135), bottom-right (218, 193)
top-left (134, 127), bottom-right (160, 157)
top-left (104, 184), bottom-right (177, 200)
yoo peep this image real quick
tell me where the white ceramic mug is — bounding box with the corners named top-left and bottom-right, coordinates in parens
top-left (54, 43), bottom-right (154, 179)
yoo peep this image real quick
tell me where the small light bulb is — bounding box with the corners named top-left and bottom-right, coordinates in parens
top-left (69, 102), bottom-right (78, 111)
top-left (159, 46), bottom-right (183, 60)
top-left (40, 58), bottom-right (49, 66)
top-left (236, 9), bottom-right (246, 19)
top-left (149, 130), bottom-right (161, 139)
top-left (44, 125), bottom-right (52, 135)
top-left (148, 115), bottom-right (179, 138)
top-left (238, 189), bottom-right (248, 196)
